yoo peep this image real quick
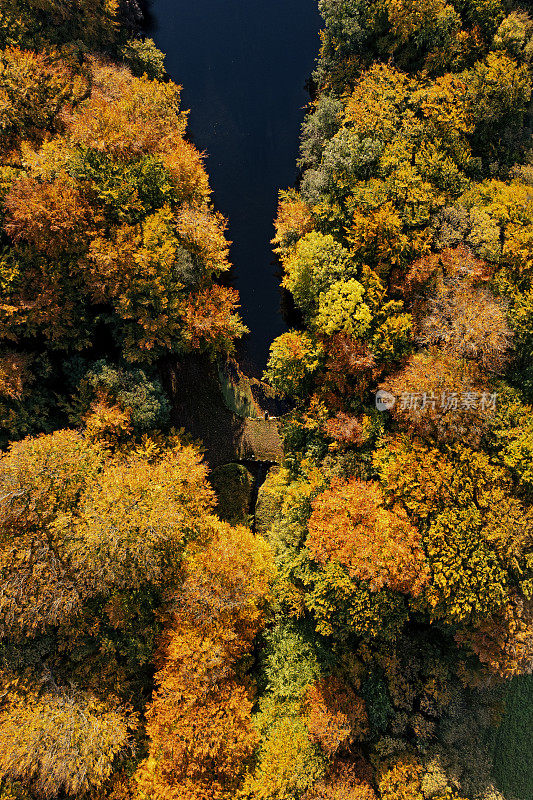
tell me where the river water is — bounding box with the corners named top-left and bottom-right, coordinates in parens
top-left (146, 0), bottom-right (321, 371)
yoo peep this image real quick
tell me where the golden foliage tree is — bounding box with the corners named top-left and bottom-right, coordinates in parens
top-left (305, 677), bottom-right (369, 755)
top-left (0, 692), bottom-right (133, 799)
top-left (0, 59), bottom-right (246, 363)
top-left (307, 479), bottom-right (429, 598)
top-left (136, 522), bottom-right (273, 800)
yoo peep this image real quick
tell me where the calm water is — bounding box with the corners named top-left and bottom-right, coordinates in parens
top-left (146, 0), bottom-right (321, 371)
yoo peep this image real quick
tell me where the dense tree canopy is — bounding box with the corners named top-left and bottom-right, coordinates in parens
top-left (259, 0), bottom-right (533, 798)
top-left (1, 0), bottom-right (533, 798)
top-left (0, 425), bottom-right (273, 800)
top-left (0, 12), bottom-right (247, 444)
top-left (0, 4), bottom-right (262, 799)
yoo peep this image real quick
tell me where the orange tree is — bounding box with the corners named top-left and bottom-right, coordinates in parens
top-left (0, 426), bottom-right (273, 799)
top-left (0, 34), bottom-right (246, 442)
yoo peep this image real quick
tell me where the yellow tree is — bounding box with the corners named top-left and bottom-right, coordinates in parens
top-left (137, 522), bottom-right (273, 800)
top-left (0, 428), bottom-right (246, 798)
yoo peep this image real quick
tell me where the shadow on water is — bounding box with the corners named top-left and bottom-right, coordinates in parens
top-left (138, 0), bottom-right (155, 31)
top-left (144, 0), bottom-right (321, 374)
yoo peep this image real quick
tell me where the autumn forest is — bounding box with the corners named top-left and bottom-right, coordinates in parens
top-left (0, 0), bottom-right (532, 799)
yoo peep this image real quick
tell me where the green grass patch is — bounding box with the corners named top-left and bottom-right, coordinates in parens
top-left (493, 675), bottom-right (533, 800)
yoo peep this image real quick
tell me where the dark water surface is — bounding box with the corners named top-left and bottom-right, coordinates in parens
top-left (147, 0), bottom-right (321, 371)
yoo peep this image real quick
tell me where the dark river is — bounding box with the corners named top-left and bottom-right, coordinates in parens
top-left (146, 0), bottom-right (321, 371)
